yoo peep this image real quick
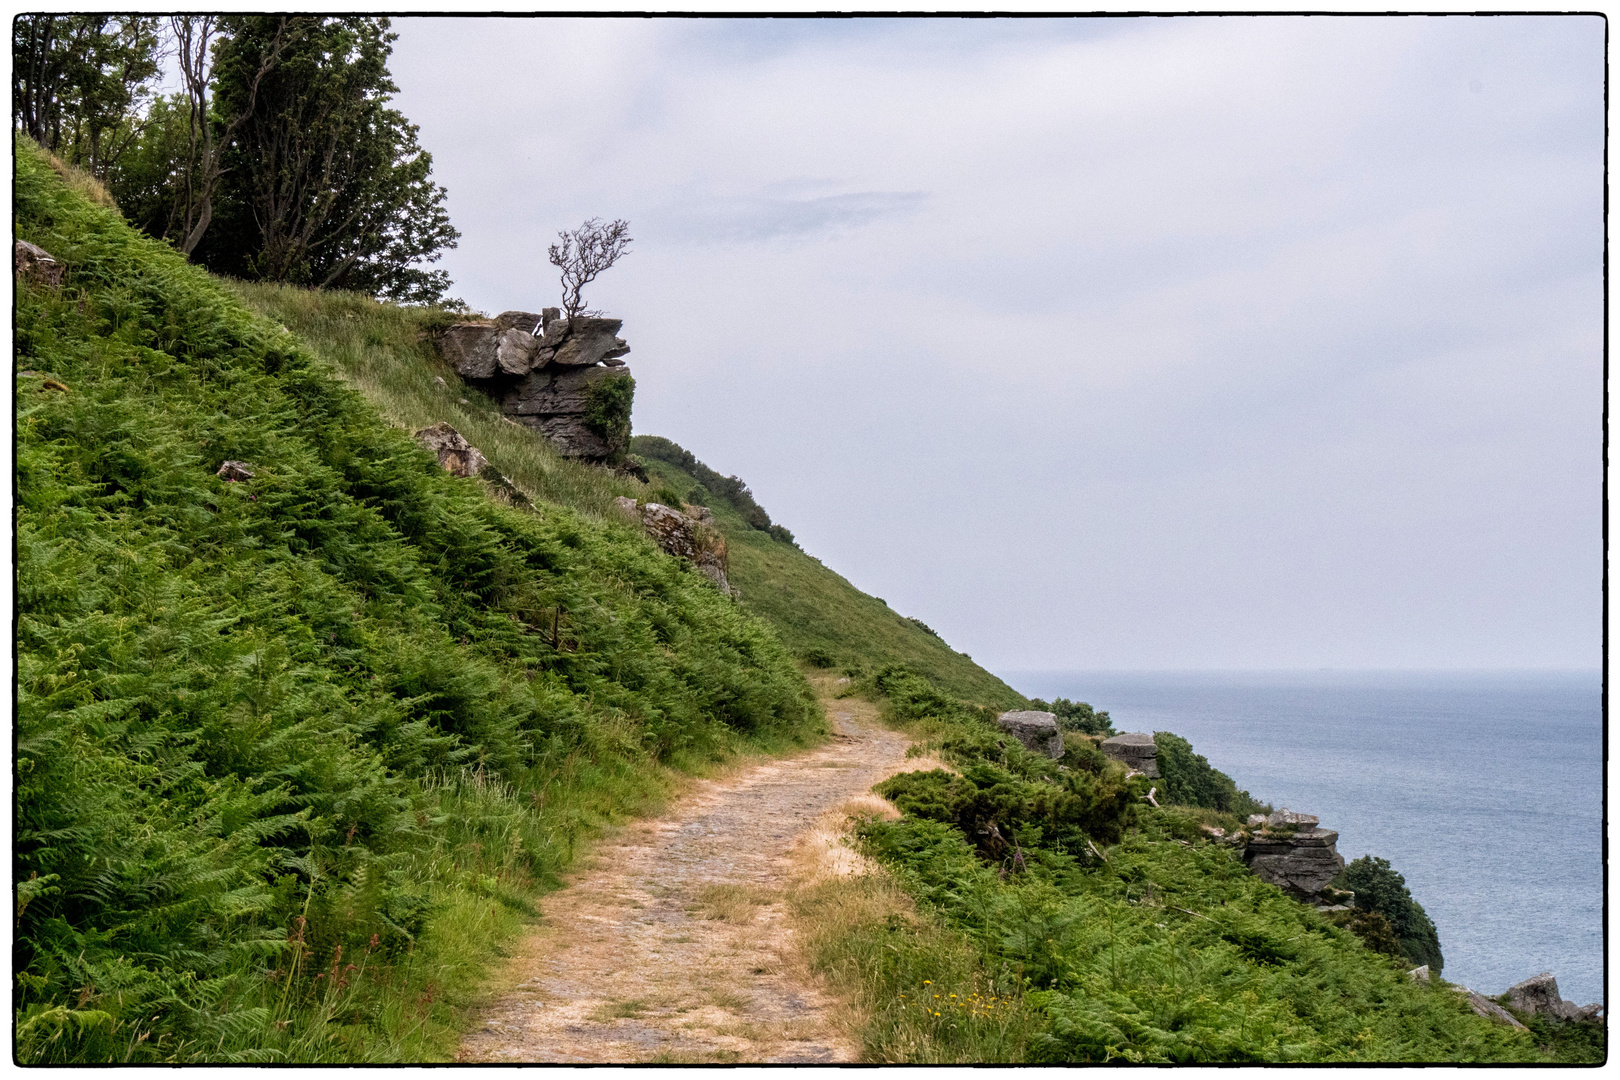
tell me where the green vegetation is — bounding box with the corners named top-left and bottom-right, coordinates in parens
top-left (1028, 696), bottom-right (1114, 735)
top-left (825, 666), bottom-right (1571, 1063)
top-left (1334, 856), bottom-right (1444, 974)
top-left (632, 438), bottom-right (1025, 708)
top-left (582, 371), bottom-right (635, 466)
top-left (14, 140), bottom-right (817, 1063)
top-left (1152, 732), bottom-right (1268, 816)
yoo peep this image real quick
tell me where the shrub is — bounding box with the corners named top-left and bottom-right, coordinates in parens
top-left (1152, 732), bottom-right (1267, 816)
top-left (1335, 856), bottom-right (1444, 973)
top-left (581, 371), bottom-right (635, 465)
top-left (1029, 697), bottom-right (1114, 736)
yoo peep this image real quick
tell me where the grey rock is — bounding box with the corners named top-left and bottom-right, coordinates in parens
top-left (15, 239), bottom-right (63, 287)
top-left (511, 413), bottom-right (613, 460)
top-left (216, 460), bottom-right (256, 482)
top-left (551, 316), bottom-right (630, 366)
top-left (1504, 972), bottom-right (1587, 1022)
top-left (1101, 732), bottom-right (1159, 778)
top-left (1453, 988), bottom-right (1529, 1031)
top-left (996, 711), bottom-right (1064, 759)
top-left (1243, 813), bottom-right (1346, 900)
top-left (414, 421), bottom-right (488, 478)
top-left (633, 501), bottom-right (733, 593)
top-left (501, 363), bottom-right (614, 416)
top-left (495, 327), bottom-right (538, 375)
top-left (612, 495), bottom-right (640, 519)
top-left (433, 376), bottom-right (447, 389)
top-left (440, 322), bottom-right (499, 379)
top-left (1575, 1003), bottom-right (1605, 1023)
top-left (493, 310), bottom-right (549, 336)
top-left (1408, 965), bottom-right (1430, 982)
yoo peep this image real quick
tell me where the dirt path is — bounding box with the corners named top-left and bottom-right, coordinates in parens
top-left (457, 685), bottom-right (911, 1063)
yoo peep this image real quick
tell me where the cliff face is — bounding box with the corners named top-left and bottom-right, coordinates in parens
top-left (440, 308), bottom-right (634, 462)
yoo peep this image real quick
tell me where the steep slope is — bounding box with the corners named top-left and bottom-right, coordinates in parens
top-left (633, 437), bottom-right (1026, 709)
top-left (225, 284), bottom-right (1025, 711)
top-left (14, 140), bottom-right (816, 1063)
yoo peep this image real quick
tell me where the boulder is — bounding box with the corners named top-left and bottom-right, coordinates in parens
top-left (216, 460), bottom-right (256, 482)
top-left (633, 502), bottom-right (732, 593)
top-left (996, 711), bottom-right (1064, 759)
top-left (1503, 972), bottom-right (1586, 1022)
top-left (1453, 988), bottom-right (1529, 1031)
top-left (1408, 965), bottom-right (1430, 982)
top-left (1243, 810), bottom-right (1346, 901)
top-left (495, 327), bottom-right (538, 375)
top-left (414, 422), bottom-right (488, 478)
top-left (15, 239), bottom-right (63, 287)
top-left (1101, 732), bottom-right (1159, 778)
top-left (440, 322), bottom-right (499, 379)
top-left (511, 413), bottom-right (614, 460)
top-left (493, 310), bottom-right (551, 336)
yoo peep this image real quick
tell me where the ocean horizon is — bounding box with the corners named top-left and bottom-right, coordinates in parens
top-left (995, 668), bottom-right (1605, 1007)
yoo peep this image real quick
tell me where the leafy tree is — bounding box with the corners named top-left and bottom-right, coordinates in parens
top-left (549, 217), bottom-right (632, 319)
top-left (1152, 731), bottom-right (1266, 815)
top-left (199, 16), bottom-right (458, 302)
top-left (1337, 855), bottom-right (1444, 973)
top-left (13, 15), bottom-right (162, 175)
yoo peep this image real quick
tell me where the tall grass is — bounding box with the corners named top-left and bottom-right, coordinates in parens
top-left (14, 136), bottom-right (821, 1063)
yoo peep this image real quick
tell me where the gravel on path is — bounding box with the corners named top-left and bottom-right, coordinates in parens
top-left (457, 684), bottom-right (912, 1063)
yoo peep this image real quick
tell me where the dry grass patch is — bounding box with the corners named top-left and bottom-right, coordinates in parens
top-left (691, 882), bottom-right (774, 924)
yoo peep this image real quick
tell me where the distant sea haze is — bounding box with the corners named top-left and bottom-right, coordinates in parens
top-left (1000, 669), bottom-right (1604, 1007)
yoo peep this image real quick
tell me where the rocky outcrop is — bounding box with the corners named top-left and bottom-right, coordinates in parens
top-left (216, 460), bottom-right (256, 482)
top-left (1242, 809), bottom-right (1346, 902)
top-left (613, 496), bottom-right (733, 594)
top-left (1454, 988), bottom-right (1529, 1031)
top-left (1503, 972), bottom-right (1601, 1023)
top-left (1101, 732), bottom-right (1159, 778)
top-left (15, 239), bottom-right (63, 288)
top-left (436, 308), bottom-right (633, 463)
top-left (415, 422), bottom-right (489, 478)
top-left (996, 711), bottom-right (1064, 759)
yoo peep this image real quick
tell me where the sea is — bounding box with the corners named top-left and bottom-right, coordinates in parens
top-left (1000, 669), bottom-right (1605, 1006)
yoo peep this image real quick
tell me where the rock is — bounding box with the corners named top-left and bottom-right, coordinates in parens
top-left (996, 711), bottom-right (1064, 759)
top-left (1575, 1003), bottom-right (1604, 1023)
top-left (495, 327), bottom-right (537, 375)
top-left (1454, 987), bottom-right (1529, 1030)
top-left (440, 322), bottom-right (499, 379)
top-left (1243, 812), bottom-right (1346, 901)
top-left (493, 310), bottom-right (550, 336)
top-left (550, 316), bottom-right (630, 367)
top-left (630, 501), bottom-right (732, 593)
top-left (685, 503), bottom-right (714, 524)
top-left (511, 413), bottom-right (614, 460)
top-left (1503, 972), bottom-right (1587, 1022)
top-left (433, 376), bottom-right (447, 389)
top-left (1409, 965), bottom-right (1430, 982)
top-left (414, 421), bottom-right (488, 478)
top-left (501, 363), bottom-right (614, 416)
top-left (616, 457), bottom-right (650, 483)
top-left (15, 239), bottom-right (63, 287)
top-left (613, 495), bottom-right (640, 518)
top-left (1101, 732), bottom-right (1159, 778)
top-left (216, 460), bottom-right (256, 482)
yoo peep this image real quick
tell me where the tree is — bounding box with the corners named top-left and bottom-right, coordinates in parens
top-left (549, 217), bottom-right (632, 319)
top-left (199, 16), bottom-right (458, 303)
top-left (1337, 855), bottom-right (1444, 973)
top-left (168, 15), bottom-right (301, 257)
top-left (13, 15), bottom-right (162, 175)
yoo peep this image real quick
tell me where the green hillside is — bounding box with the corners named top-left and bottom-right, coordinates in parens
top-left (14, 140), bottom-right (818, 1063)
top-left (632, 436), bottom-right (1026, 709)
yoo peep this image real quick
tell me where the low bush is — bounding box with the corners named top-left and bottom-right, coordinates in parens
top-left (1334, 856), bottom-right (1444, 973)
top-left (1152, 732), bottom-right (1268, 816)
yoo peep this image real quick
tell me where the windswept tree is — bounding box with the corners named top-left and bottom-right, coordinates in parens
top-left (549, 217), bottom-right (632, 319)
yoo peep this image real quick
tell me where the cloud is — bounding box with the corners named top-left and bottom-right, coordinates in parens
top-left (647, 189), bottom-right (928, 246)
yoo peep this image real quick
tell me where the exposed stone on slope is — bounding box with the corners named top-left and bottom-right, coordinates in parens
top-left (435, 310), bottom-right (634, 464)
top-left (1101, 732), bottom-right (1159, 778)
top-left (996, 711), bottom-right (1064, 759)
top-left (1503, 972), bottom-right (1593, 1022)
top-left (1242, 808), bottom-right (1345, 902)
top-left (1454, 987), bottom-right (1529, 1031)
top-left (15, 239), bottom-right (63, 287)
top-left (415, 421), bottom-right (489, 478)
top-left (216, 460), bottom-right (256, 482)
top-left (614, 498), bottom-right (733, 594)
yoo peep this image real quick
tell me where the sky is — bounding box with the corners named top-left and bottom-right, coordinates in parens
top-left (388, 15), bottom-right (1603, 674)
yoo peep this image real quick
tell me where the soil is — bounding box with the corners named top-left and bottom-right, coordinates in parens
top-left (457, 682), bottom-right (914, 1063)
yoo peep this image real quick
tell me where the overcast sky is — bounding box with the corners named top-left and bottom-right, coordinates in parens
top-left (390, 15), bottom-right (1602, 673)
